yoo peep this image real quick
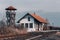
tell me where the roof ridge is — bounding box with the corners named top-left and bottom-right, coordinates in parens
top-left (31, 13), bottom-right (47, 23)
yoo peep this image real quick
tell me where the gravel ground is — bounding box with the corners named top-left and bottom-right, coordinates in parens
top-left (1, 34), bottom-right (60, 40)
top-left (32, 32), bottom-right (60, 40)
top-left (0, 31), bottom-right (59, 40)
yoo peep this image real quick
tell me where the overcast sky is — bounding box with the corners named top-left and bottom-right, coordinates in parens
top-left (0, 0), bottom-right (60, 26)
top-left (0, 0), bottom-right (60, 12)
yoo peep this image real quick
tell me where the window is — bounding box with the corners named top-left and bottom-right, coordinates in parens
top-left (21, 23), bottom-right (24, 29)
top-left (25, 23), bottom-right (28, 28)
top-left (30, 23), bottom-right (33, 28)
top-left (28, 17), bottom-right (30, 21)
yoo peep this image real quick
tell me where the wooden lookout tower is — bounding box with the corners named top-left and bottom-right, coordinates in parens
top-left (5, 6), bottom-right (17, 27)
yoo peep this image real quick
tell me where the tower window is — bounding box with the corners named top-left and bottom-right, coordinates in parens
top-left (28, 17), bottom-right (30, 21)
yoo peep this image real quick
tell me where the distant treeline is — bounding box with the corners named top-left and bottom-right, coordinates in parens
top-left (49, 26), bottom-right (60, 30)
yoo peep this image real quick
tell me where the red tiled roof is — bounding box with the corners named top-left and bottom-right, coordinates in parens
top-left (30, 13), bottom-right (47, 23)
top-left (17, 13), bottom-right (47, 23)
top-left (5, 6), bottom-right (17, 10)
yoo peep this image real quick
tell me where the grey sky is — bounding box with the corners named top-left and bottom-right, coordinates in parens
top-left (0, 0), bottom-right (60, 12)
top-left (0, 0), bottom-right (60, 26)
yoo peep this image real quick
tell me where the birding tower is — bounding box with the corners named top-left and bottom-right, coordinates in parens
top-left (5, 6), bottom-right (17, 27)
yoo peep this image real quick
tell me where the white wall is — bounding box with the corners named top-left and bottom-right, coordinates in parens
top-left (20, 15), bottom-right (34, 23)
top-left (20, 15), bottom-right (35, 32)
top-left (34, 21), bottom-right (45, 31)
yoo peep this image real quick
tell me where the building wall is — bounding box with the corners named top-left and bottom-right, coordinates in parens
top-left (34, 19), bottom-right (48, 31)
top-left (19, 15), bottom-right (47, 32)
top-left (20, 15), bottom-right (35, 32)
top-left (34, 19), bottom-right (43, 31)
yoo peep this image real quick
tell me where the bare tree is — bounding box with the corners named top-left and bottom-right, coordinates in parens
top-left (0, 20), bottom-right (6, 27)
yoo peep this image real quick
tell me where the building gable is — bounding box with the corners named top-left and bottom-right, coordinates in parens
top-left (17, 13), bottom-right (47, 23)
top-left (20, 14), bottom-right (34, 23)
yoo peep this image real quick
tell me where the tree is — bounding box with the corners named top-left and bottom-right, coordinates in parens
top-left (0, 20), bottom-right (6, 27)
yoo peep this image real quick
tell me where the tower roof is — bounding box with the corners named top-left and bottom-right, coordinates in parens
top-left (5, 6), bottom-right (17, 10)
